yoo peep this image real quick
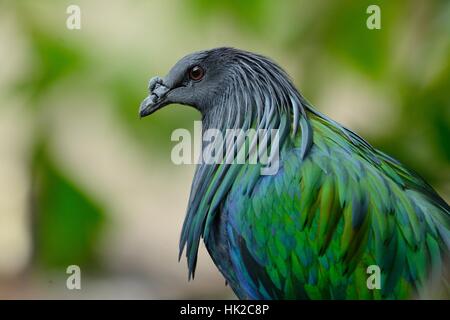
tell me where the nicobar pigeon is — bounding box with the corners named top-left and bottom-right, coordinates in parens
top-left (139, 47), bottom-right (449, 299)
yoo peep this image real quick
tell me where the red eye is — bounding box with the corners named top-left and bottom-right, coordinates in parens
top-left (189, 65), bottom-right (204, 81)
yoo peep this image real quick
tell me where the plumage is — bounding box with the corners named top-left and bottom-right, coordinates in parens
top-left (140, 47), bottom-right (450, 299)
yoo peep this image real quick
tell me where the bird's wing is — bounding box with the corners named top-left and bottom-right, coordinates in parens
top-left (224, 115), bottom-right (450, 299)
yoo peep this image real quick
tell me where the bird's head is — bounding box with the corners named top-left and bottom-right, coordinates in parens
top-left (139, 48), bottom-right (226, 118)
top-left (140, 47), bottom-right (305, 131)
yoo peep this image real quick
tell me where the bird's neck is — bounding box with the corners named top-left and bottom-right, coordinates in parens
top-left (200, 83), bottom-right (314, 160)
top-left (180, 75), bottom-right (316, 279)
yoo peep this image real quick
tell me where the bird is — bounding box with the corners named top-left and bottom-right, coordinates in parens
top-left (139, 47), bottom-right (449, 299)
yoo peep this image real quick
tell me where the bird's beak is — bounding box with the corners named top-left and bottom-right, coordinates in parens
top-left (139, 78), bottom-right (171, 118)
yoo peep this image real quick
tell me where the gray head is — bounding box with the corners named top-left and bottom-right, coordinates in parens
top-left (140, 47), bottom-right (307, 132)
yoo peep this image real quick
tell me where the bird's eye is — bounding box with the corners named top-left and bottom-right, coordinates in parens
top-left (189, 65), bottom-right (204, 81)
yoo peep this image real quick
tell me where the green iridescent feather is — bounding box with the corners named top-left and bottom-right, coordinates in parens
top-left (220, 113), bottom-right (449, 299)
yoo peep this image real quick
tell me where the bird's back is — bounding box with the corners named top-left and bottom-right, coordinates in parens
top-left (209, 112), bottom-right (450, 299)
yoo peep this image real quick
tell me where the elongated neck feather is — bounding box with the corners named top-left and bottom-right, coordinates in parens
top-left (203, 52), bottom-right (308, 136)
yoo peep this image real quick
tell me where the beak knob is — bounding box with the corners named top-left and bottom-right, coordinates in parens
top-left (139, 77), bottom-right (171, 118)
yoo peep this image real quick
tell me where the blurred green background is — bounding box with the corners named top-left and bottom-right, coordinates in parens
top-left (0, 0), bottom-right (448, 299)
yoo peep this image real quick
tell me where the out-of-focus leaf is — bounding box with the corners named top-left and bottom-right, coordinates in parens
top-left (32, 144), bottom-right (105, 269)
top-left (417, 61), bottom-right (450, 162)
top-left (187, 0), bottom-right (270, 31)
top-left (323, 0), bottom-right (397, 78)
top-left (15, 25), bottom-right (87, 103)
